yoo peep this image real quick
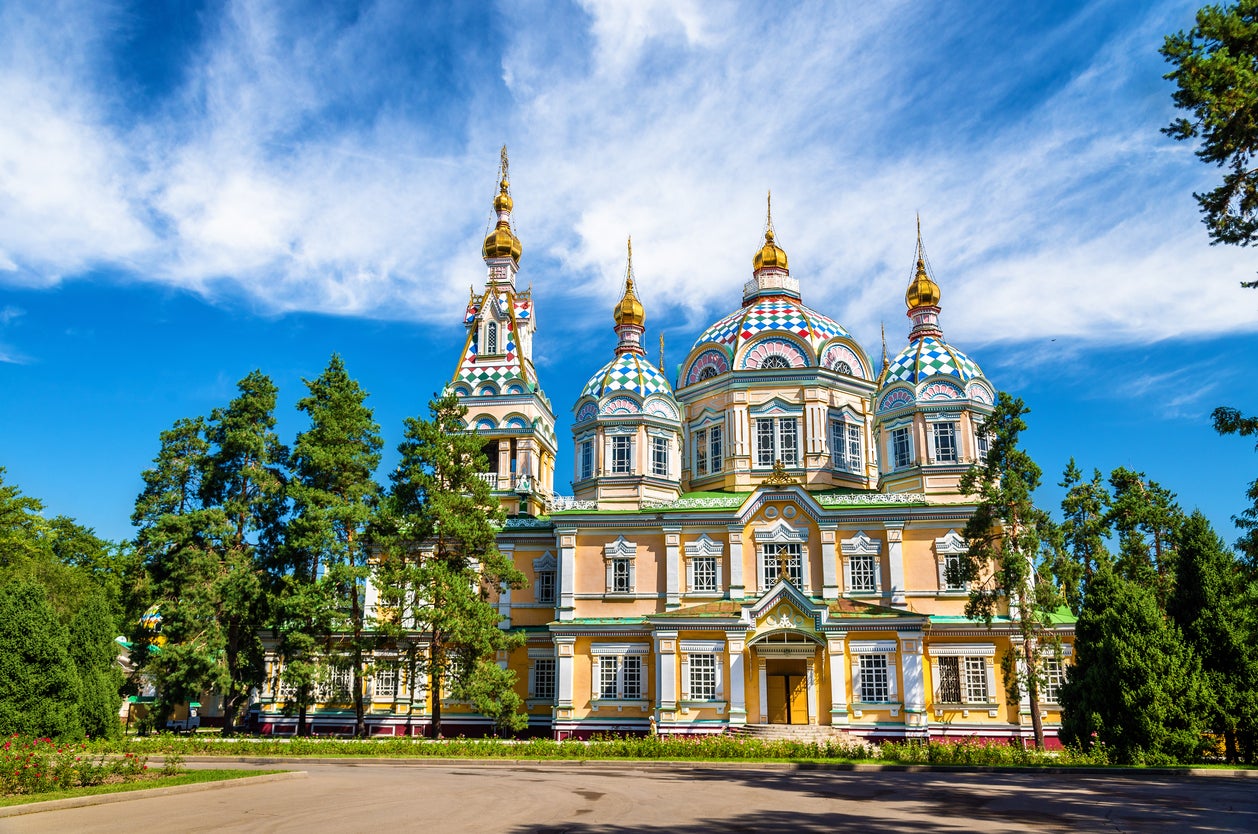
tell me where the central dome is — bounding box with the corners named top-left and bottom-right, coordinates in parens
top-left (689, 297), bottom-right (852, 358)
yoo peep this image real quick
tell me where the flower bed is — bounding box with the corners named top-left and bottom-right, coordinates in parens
top-left (1, 735), bottom-right (171, 796)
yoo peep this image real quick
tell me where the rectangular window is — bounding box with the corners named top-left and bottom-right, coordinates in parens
top-left (858, 655), bottom-right (890, 703)
top-left (1042, 658), bottom-right (1064, 704)
top-left (691, 556), bottom-right (718, 592)
top-left (611, 436), bottom-right (632, 474)
top-left (846, 425), bottom-right (862, 472)
top-left (688, 654), bottom-right (718, 701)
top-left (755, 417), bottom-right (799, 467)
top-left (532, 658), bottom-right (556, 700)
top-left (596, 655), bottom-right (643, 699)
top-left (830, 420), bottom-right (864, 472)
top-left (694, 428), bottom-right (708, 475)
top-left (976, 430), bottom-right (990, 463)
top-left (535, 570), bottom-right (556, 604)
top-left (943, 553), bottom-right (964, 590)
top-left (938, 657), bottom-right (961, 703)
top-left (891, 426), bottom-right (912, 469)
top-left (709, 426), bottom-right (722, 472)
top-left (611, 558), bottom-right (633, 593)
top-left (579, 440), bottom-right (594, 480)
top-left (651, 437), bottom-right (669, 477)
top-left (849, 553), bottom-right (877, 593)
top-left (762, 542), bottom-right (803, 587)
top-left (965, 657), bottom-right (989, 703)
top-left (933, 422), bottom-right (958, 463)
top-left (374, 666), bottom-right (397, 699)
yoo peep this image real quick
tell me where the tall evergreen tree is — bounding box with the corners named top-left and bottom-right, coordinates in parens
top-left (0, 581), bottom-right (83, 739)
top-left (69, 590), bottom-right (125, 739)
top-left (1055, 459), bottom-right (1112, 614)
top-left (1061, 567), bottom-right (1209, 763)
top-left (957, 393), bottom-right (1062, 749)
top-left (0, 466), bottom-right (48, 568)
top-left (1106, 468), bottom-right (1183, 606)
top-left (1213, 406), bottom-right (1258, 565)
top-left (378, 391), bottom-right (526, 737)
top-left (1168, 511), bottom-right (1258, 763)
top-left (282, 354), bottom-right (382, 738)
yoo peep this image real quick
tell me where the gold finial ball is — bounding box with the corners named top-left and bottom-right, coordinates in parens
top-left (753, 229), bottom-right (789, 272)
top-left (905, 258), bottom-right (941, 308)
top-left (494, 178), bottom-right (513, 212)
top-left (614, 279), bottom-right (646, 327)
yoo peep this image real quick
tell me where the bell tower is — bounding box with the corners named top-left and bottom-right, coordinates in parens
top-left (448, 147), bottom-right (558, 516)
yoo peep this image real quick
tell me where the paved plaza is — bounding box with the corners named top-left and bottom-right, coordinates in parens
top-left (2, 761), bottom-right (1255, 833)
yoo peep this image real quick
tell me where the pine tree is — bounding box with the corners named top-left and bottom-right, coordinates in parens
top-left (69, 591), bottom-right (125, 739)
top-left (1168, 511), bottom-right (1258, 763)
top-left (957, 393), bottom-right (1062, 749)
top-left (0, 581), bottom-right (83, 739)
top-left (378, 391), bottom-right (526, 737)
top-left (1055, 459), bottom-right (1112, 614)
top-left (1106, 468), bottom-right (1183, 607)
top-left (283, 355), bottom-right (382, 737)
top-left (0, 466), bottom-right (48, 568)
top-left (1213, 406), bottom-right (1258, 566)
top-left (1060, 567), bottom-right (1209, 763)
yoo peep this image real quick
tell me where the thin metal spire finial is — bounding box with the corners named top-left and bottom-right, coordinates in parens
top-left (659, 332), bottom-right (665, 372)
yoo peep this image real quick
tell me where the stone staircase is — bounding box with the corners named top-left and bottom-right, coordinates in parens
top-left (727, 723), bottom-right (854, 744)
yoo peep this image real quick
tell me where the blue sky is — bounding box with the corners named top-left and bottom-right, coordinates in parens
top-left (0, 0), bottom-right (1255, 546)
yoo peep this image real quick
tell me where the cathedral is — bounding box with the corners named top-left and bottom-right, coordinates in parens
top-left (255, 154), bottom-right (1074, 744)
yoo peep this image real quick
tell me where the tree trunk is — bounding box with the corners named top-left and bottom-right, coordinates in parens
top-left (352, 587), bottom-right (366, 738)
top-left (430, 641), bottom-right (442, 739)
top-left (298, 685), bottom-right (310, 737)
top-left (222, 696), bottom-right (237, 737)
top-left (1023, 636), bottom-right (1045, 750)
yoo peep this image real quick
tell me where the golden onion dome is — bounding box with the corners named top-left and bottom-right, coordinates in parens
top-left (905, 256), bottom-right (941, 308)
top-left (614, 276), bottom-right (645, 327)
top-left (482, 221), bottom-right (522, 263)
top-left (753, 228), bottom-right (789, 272)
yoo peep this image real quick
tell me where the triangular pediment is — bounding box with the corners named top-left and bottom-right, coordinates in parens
top-left (745, 580), bottom-right (827, 632)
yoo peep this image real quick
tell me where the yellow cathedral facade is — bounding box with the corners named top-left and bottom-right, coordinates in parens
top-left (255, 156), bottom-right (1074, 744)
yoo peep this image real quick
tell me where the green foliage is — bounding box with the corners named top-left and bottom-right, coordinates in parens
top-left (0, 582), bottom-right (84, 740)
top-left (1213, 406), bottom-right (1258, 564)
top-left (957, 392), bottom-right (1062, 749)
top-left (376, 391), bottom-right (526, 736)
top-left (280, 354), bottom-right (382, 737)
top-left (1, 737), bottom-right (149, 796)
top-left (1055, 459), bottom-right (1112, 614)
top-left (1060, 567), bottom-right (1209, 764)
top-left (1106, 467), bottom-right (1183, 606)
top-left (1162, 0), bottom-right (1258, 275)
top-left (1168, 511), bottom-right (1258, 763)
top-left (462, 659), bottom-right (529, 736)
top-left (878, 737), bottom-right (1111, 767)
top-left (68, 593), bottom-right (124, 740)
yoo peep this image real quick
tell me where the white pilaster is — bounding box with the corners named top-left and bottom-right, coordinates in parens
top-left (757, 659), bottom-right (768, 724)
top-left (827, 636), bottom-right (849, 724)
top-left (664, 527), bottom-right (681, 609)
top-left (554, 636), bottom-right (576, 708)
top-left (884, 521), bottom-right (907, 607)
top-left (820, 524), bottom-right (839, 600)
top-left (806, 657), bottom-right (818, 725)
top-left (727, 634), bottom-right (747, 725)
top-left (727, 525), bottom-right (745, 599)
top-left (655, 631), bottom-right (678, 713)
top-left (557, 529), bottom-right (576, 621)
top-left (899, 631), bottom-right (926, 732)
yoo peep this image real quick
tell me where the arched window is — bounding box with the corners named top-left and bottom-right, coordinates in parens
top-left (761, 355), bottom-right (791, 370)
top-left (697, 365), bottom-right (719, 381)
top-left (486, 322), bottom-right (499, 355)
top-left (834, 361), bottom-right (852, 375)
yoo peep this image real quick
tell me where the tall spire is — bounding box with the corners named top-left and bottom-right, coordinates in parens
top-left (482, 145), bottom-right (522, 270)
top-left (613, 236), bottom-right (646, 355)
top-left (905, 216), bottom-right (944, 342)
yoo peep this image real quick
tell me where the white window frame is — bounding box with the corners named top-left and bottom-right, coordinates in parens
top-left (373, 664), bottom-right (397, 700)
top-left (754, 416), bottom-right (800, 468)
top-left (890, 425), bottom-right (913, 470)
top-left (693, 423), bottom-right (724, 477)
top-left (976, 427), bottom-right (990, 463)
top-left (591, 644), bottom-right (649, 702)
top-left (754, 520), bottom-right (809, 592)
top-left (604, 537), bottom-right (637, 596)
top-left (684, 534), bottom-right (724, 595)
top-left (578, 438), bottom-right (594, 481)
top-left (651, 436), bottom-right (669, 477)
top-left (929, 419), bottom-right (959, 464)
top-left (841, 531), bottom-right (882, 595)
top-left (611, 435), bottom-right (633, 475)
top-left (857, 655), bottom-right (891, 703)
top-left (935, 530), bottom-right (968, 592)
top-left (829, 416), bottom-right (863, 474)
top-left (529, 655), bottom-right (556, 701)
top-left (1041, 656), bottom-right (1066, 705)
top-left (931, 644), bottom-right (997, 706)
top-left (760, 542), bottom-right (803, 587)
top-left (485, 321), bottom-right (499, 355)
top-left (680, 640), bottom-right (725, 703)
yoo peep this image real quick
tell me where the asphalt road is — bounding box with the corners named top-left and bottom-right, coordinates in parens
top-left (2, 760), bottom-right (1255, 833)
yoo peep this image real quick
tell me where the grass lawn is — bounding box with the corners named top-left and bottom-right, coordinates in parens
top-left (0, 770), bottom-right (286, 808)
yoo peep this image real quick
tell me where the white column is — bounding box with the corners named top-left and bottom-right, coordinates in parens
top-left (820, 524), bottom-right (839, 600)
top-left (555, 636), bottom-right (576, 708)
top-left (727, 634), bottom-right (747, 725)
top-left (884, 522), bottom-right (907, 607)
top-left (899, 632), bottom-right (926, 733)
top-left (655, 631), bottom-right (677, 713)
top-left (497, 543), bottom-right (515, 628)
top-left (827, 636), bottom-right (848, 725)
top-left (727, 525), bottom-right (745, 599)
top-left (757, 659), bottom-right (768, 724)
top-left (664, 527), bottom-right (681, 610)
top-left (557, 529), bottom-right (576, 622)
top-left (806, 655), bottom-right (818, 725)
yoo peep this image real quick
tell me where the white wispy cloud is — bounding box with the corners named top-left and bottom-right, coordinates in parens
top-left (0, 0), bottom-right (1251, 352)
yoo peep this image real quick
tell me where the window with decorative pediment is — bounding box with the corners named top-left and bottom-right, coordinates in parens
top-left (935, 530), bottom-right (968, 591)
top-left (755, 519), bottom-right (808, 591)
top-left (591, 644), bottom-right (648, 701)
top-left (604, 537), bottom-right (637, 595)
top-left (931, 645), bottom-right (996, 706)
top-left (842, 531), bottom-right (882, 594)
top-left (685, 534), bottom-right (724, 594)
top-left (533, 552), bottom-right (557, 604)
top-left (680, 640), bottom-right (724, 703)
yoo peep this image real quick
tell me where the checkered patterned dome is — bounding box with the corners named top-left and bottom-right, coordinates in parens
top-left (690, 298), bottom-right (851, 361)
top-left (580, 353), bottom-right (676, 402)
top-left (882, 335), bottom-right (984, 387)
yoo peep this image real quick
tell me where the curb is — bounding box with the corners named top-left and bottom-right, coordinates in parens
top-left (158, 756), bottom-right (1258, 779)
top-left (0, 771), bottom-right (307, 818)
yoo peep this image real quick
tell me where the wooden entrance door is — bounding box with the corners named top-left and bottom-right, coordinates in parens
top-left (765, 659), bottom-right (809, 725)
